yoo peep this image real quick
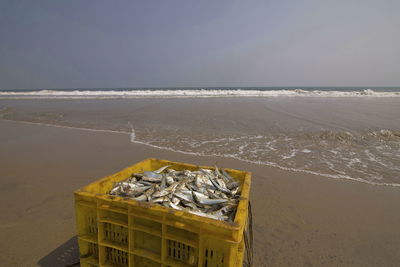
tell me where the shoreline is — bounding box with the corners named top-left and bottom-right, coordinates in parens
top-left (1, 118), bottom-right (399, 188)
top-left (1, 119), bottom-right (400, 266)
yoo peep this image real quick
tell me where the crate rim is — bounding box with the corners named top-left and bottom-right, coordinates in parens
top-left (75, 158), bottom-right (251, 232)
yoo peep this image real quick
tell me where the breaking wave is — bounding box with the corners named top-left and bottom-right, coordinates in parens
top-left (0, 88), bottom-right (399, 99)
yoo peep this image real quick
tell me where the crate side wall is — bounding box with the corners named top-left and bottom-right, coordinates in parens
top-left (75, 158), bottom-right (250, 267)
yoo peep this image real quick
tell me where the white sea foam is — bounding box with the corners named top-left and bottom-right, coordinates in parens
top-left (2, 118), bottom-right (400, 187)
top-left (128, 121), bottom-right (136, 142)
top-left (0, 89), bottom-right (399, 99)
top-left (282, 150), bottom-right (297, 159)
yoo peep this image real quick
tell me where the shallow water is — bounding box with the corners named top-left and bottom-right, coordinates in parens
top-left (1, 97), bottom-right (399, 185)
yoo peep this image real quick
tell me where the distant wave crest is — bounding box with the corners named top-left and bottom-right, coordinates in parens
top-left (0, 88), bottom-right (399, 99)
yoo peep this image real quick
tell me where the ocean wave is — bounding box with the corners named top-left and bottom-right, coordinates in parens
top-left (128, 130), bottom-right (400, 187)
top-left (1, 117), bottom-right (399, 187)
top-left (0, 88), bottom-right (399, 99)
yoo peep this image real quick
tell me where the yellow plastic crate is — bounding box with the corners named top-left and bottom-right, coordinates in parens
top-left (75, 158), bottom-right (251, 267)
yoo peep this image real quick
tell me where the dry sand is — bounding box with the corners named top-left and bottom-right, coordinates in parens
top-left (0, 119), bottom-right (400, 266)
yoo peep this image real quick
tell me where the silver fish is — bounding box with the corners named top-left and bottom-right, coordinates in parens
top-left (109, 165), bottom-right (241, 222)
top-left (181, 200), bottom-right (199, 210)
top-left (192, 191), bottom-right (228, 205)
top-left (166, 176), bottom-right (175, 186)
top-left (134, 194), bottom-right (147, 201)
top-left (143, 171), bottom-right (163, 180)
top-left (154, 165), bottom-right (171, 174)
top-left (152, 182), bottom-right (179, 198)
top-left (172, 197), bottom-right (180, 206)
top-left (169, 202), bottom-right (183, 210)
top-left (142, 173), bottom-right (163, 182)
top-left (174, 192), bottom-right (194, 203)
top-left (221, 169), bottom-right (234, 182)
top-left (206, 189), bottom-right (220, 199)
top-left (160, 175), bottom-right (166, 190)
top-left (110, 186), bottom-right (122, 195)
top-left (214, 165), bottom-right (223, 178)
top-left (226, 181), bottom-right (240, 190)
top-left (128, 185), bottom-right (151, 196)
top-left (144, 184), bottom-right (157, 201)
top-left (208, 176), bottom-right (231, 195)
top-left (151, 196), bottom-right (169, 203)
top-left (125, 177), bottom-right (137, 183)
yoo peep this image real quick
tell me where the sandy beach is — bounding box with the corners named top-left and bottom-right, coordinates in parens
top-left (1, 119), bottom-right (400, 266)
top-left (2, 1), bottom-right (400, 266)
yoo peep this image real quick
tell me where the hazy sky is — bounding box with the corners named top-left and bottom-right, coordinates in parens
top-left (1, 0), bottom-right (399, 89)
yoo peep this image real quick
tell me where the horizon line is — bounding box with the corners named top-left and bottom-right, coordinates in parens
top-left (1, 86), bottom-right (400, 91)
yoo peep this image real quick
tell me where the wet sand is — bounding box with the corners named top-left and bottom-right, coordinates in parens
top-left (1, 119), bottom-right (400, 266)
top-left (2, 97), bottom-right (400, 186)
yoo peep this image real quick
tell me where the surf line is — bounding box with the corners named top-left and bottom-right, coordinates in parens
top-left (0, 118), bottom-right (130, 135)
top-left (2, 118), bottom-right (400, 188)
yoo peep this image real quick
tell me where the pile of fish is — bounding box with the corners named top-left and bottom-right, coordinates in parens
top-left (109, 165), bottom-right (241, 222)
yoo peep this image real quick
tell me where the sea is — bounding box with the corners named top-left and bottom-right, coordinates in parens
top-left (1, 87), bottom-right (399, 186)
